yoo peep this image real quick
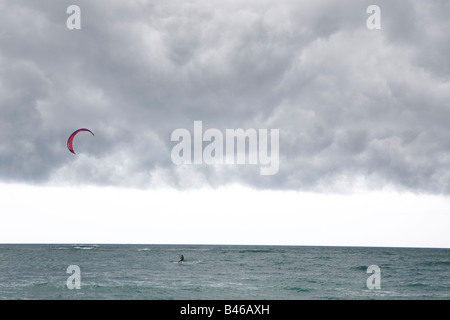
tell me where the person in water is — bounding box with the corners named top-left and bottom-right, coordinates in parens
top-left (178, 255), bottom-right (184, 263)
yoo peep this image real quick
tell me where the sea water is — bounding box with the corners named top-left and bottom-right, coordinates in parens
top-left (0, 244), bottom-right (448, 300)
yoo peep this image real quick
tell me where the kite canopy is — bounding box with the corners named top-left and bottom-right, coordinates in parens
top-left (67, 128), bottom-right (94, 154)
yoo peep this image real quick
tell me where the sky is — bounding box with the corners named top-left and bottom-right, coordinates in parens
top-left (0, 0), bottom-right (449, 247)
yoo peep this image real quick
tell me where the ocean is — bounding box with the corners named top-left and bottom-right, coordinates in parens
top-left (0, 244), bottom-right (448, 300)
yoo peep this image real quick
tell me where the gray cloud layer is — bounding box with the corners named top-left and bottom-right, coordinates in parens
top-left (1, 0), bottom-right (450, 193)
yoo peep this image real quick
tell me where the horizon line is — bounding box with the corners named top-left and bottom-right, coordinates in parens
top-left (0, 242), bottom-right (448, 250)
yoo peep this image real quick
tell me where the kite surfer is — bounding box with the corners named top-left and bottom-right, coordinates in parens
top-left (178, 255), bottom-right (184, 263)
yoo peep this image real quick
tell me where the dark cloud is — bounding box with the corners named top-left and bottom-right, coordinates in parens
top-left (1, 0), bottom-right (450, 193)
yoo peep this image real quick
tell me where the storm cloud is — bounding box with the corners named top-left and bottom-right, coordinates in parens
top-left (1, 0), bottom-right (450, 193)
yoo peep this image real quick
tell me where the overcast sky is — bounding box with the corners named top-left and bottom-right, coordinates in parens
top-left (1, 0), bottom-right (449, 247)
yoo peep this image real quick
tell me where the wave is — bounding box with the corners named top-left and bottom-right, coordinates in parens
top-left (52, 247), bottom-right (70, 250)
top-left (32, 282), bottom-right (50, 287)
top-left (418, 261), bottom-right (450, 267)
top-left (71, 245), bottom-right (99, 250)
top-left (237, 249), bottom-right (274, 254)
top-left (284, 286), bottom-right (312, 293)
top-left (173, 260), bottom-right (203, 265)
top-left (407, 283), bottom-right (428, 288)
top-left (351, 265), bottom-right (370, 271)
top-left (50, 245), bottom-right (99, 250)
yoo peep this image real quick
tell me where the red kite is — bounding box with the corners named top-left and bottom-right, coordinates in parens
top-left (67, 128), bottom-right (94, 154)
